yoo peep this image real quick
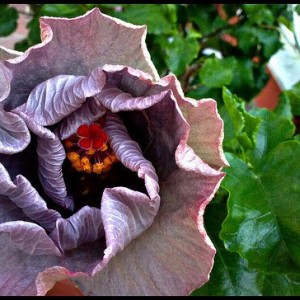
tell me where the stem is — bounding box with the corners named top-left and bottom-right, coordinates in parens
top-left (180, 62), bottom-right (202, 93)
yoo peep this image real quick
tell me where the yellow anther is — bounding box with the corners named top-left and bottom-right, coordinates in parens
top-left (83, 163), bottom-right (92, 174)
top-left (72, 159), bottom-right (82, 169)
top-left (67, 152), bottom-right (80, 162)
top-left (93, 163), bottom-right (103, 174)
top-left (103, 157), bottom-right (112, 171)
top-left (110, 154), bottom-right (117, 163)
top-left (81, 157), bottom-right (90, 165)
top-left (75, 166), bottom-right (84, 172)
top-left (86, 148), bottom-right (96, 155)
top-left (100, 143), bottom-right (108, 152)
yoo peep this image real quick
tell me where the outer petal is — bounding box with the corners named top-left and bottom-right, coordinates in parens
top-left (0, 46), bottom-right (22, 61)
top-left (156, 75), bottom-right (229, 170)
top-left (0, 110), bottom-right (30, 154)
top-left (16, 112), bottom-right (73, 209)
top-left (0, 231), bottom-right (102, 295)
top-left (0, 46), bottom-right (22, 105)
top-left (1, 8), bottom-right (158, 110)
top-left (36, 166), bottom-right (224, 295)
top-left (0, 221), bottom-right (61, 256)
top-left (49, 206), bottom-right (104, 251)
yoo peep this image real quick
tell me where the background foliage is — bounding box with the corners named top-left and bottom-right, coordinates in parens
top-left (1, 4), bottom-right (300, 296)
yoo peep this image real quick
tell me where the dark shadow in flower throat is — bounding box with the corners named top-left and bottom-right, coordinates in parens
top-left (62, 159), bottom-right (147, 213)
top-left (118, 109), bottom-right (178, 182)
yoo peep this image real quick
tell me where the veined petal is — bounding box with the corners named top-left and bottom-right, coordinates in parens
top-left (0, 110), bottom-right (30, 154)
top-left (95, 87), bottom-right (170, 112)
top-left (10, 176), bottom-right (62, 232)
top-left (157, 75), bottom-right (229, 170)
top-left (39, 166), bottom-right (224, 295)
top-left (0, 221), bottom-right (61, 256)
top-left (0, 47), bottom-right (22, 103)
top-left (103, 112), bottom-right (160, 202)
top-left (0, 231), bottom-right (104, 295)
top-left (0, 162), bottom-right (61, 232)
top-left (12, 67), bottom-right (106, 126)
top-left (49, 206), bottom-right (104, 251)
top-left (16, 112), bottom-right (73, 209)
top-left (56, 97), bottom-right (106, 140)
top-left (99, 186), bottom-right (159, 267)
top-left (1, 8), bottom-right (158, 110)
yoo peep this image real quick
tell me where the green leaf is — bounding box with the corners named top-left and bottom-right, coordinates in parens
top-left (40, 4), bottom-right (87, 18)
top-left (187, 85), bottom-right (222, 104)
top-left (242, 4), bottom-right (274, 25)
top-left (187, 4), bottom-right (227, 36)
top-left (261, 273), bottom-right (300, 295)
top-left (274, 91), bottom-right (294, 120)
top-left (0, 4), bottom-right (18, 37)
top-left (235, 25), bottom-right (281, 59)
top-left (247, 106), bottom-right (295, 166)
top-left (114, 4), bottom-right (174, 35)
top-left (192, 201), bottom-right (263, 296)
top-left (220, 141), bottom-right (300, 273)
top-left (228, 58), bottom-right (255, 99)
top-left (282, 82), bottom-right (300, 116)
top-left (164, 35), bottom-right (199, 75)
top-left (222, 87), bottom-right (261, 151)
top-left (192, 196), bottom-right (300, 295)
top-left (199, 57), bottom-right (236, 88)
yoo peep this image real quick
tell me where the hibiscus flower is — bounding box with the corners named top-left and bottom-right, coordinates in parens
top-left (0, 8), bottom-right (228, 296)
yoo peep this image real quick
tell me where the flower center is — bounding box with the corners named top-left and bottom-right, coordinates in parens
top-left (63, 121), bottom-right (118, 174)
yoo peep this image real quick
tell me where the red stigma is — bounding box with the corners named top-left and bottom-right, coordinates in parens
top-left (77, 123), bottom-right (108, 150)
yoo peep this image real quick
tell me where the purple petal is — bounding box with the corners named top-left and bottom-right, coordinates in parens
top-left (0, 162), bottom-right (61, 231)
top-left (175, 140), bottom-right (222, 176)
top-left (0, 231), bottom-right (104, 295)
top-left (2, 8), bottom-right (158, 110)
top-left (0, 161), bottom-right (15, 194)
top-left (157, 75), bottom-right (229, 169)
top-left (0, 110), bottom-right (30, 154)
top-left (0, 221), bottom-right (61, 256)
top-left (100, 186), bottom-right (159, 262)
top-left (0, 195), bottom-right (28, 223)
top-left (10, 176), bottom-right (62, 232)
top-left (0, 64), bottom-right (12, 107)
top-left (12, 66), bottom-right (106, 126)
top-left (0, 46), bottom-right (22, 61)
top-left (104, 112), bottom-right (160, 202)
top-left (16, 112), bottom-right (73, 209)
top-left (95, 86), bottom-right (170, 112)
top-left (45, 167), bottom-right (224, 296)
top-left (56, 97), bottom-right (106, 140)
top-left (0, 161), bottom-right (30, 223)
top-left (102, 64), bottom-right (154, 95)
top-left (49, 206), bottom-right (104, 251)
